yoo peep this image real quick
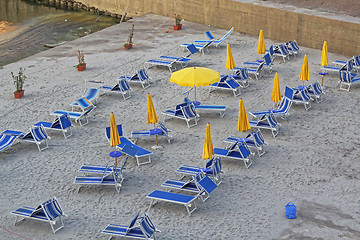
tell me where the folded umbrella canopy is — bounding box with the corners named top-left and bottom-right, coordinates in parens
top-left (272, 72), bottom-right (281, 103)
top-left (321, 41), bottom-right (328, 67)
top-left (146, 93), bottom-right (159, 146)
top-left (170, 67), bottom-right (220, 101)
top-left (237, 99), bottom-right (251, 132)
top-left (258, 30), bottom-right (266, 55)
top-left (202, 123), bottom-right (214, 160)
top-left (110, 112), bottom-right (121, 167)
top-left (300, 54), bottom-right (309, 84)
top-left (226, 44), bottom-right (236, 70)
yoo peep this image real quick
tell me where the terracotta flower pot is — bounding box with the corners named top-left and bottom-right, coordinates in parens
top-left (124, 44), bottom-right (132, 50)
top-left (174, 24), bottom-right (182, 31)
top-left (14, 90), bottom-right (24, 99)
top-left (77, 63), bottom-right (86, 71)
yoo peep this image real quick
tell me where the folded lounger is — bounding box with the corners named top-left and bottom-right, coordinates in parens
top-left (249, 112), bottom-right (280, 138)
top-left (105, 124), bottom-right (153, 166)
top-left (120, 68), bottom-right (151, 89)
top-left (130, 121), bottom-right (172, 144)
top-left (162, 103), bottom-right (199, 128)
top-left (176, 157), bottom-right (223, 185)
top-left (74, 148), bottom-right (134, 193)
top-left (161, 172), bottom-right (218, 202)
top-left (0, 133), bottom-right (18, 152)
top-left (50, 106), bottom-right (96, 126)
top-left (209, 75), bottom-right (241, 97)
top-left (100, 78), bottom-right (132, 100)
top-left (223, 129), bottom-right (268, 157)
top-left (11, 197), bottom-right (67, 234)
top-left (102, 211), bottom-right (160, 240)
top-left (214, 141), bottom-right (253, 168)
top-left (193, 27), bottom-right (234, 48)
top-left (2, 125), bottom-right (50, 152)
top-left (34, 113), bottom-right (73, 139)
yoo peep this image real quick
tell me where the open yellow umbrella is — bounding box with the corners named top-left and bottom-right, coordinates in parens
top-left (110, 112), bottom-right (121, 167)
top-left (272, 72), bottom-right (281, 103)
top-left (226, 44), bottom-right (236, 70)
top-left (300, 54), bottom-right (309, 84)
top-left (146, 93), bottom-right (159, 146)
top-left (321, 41), bottom-right (328, 67)
top-left (202, 123), bottom-right (214, 160)
top-left (170, 67), bottom-right (220, 101)
top-left (258, 30), bottom-right (266, 54)
top-left (237, 99), bottom-right (251, 132)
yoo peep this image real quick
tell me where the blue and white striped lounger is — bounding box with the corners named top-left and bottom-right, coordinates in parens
top-left (146, 190), bottom-right (197, 216)
top-left (0, 134), bottom-right (18, 152)
top-left (50, 106), bottom-right (95, 126)
top-left (34, 113), bottom-right (73, 139)
top-left (78, 164), bottom-right (122, 174)
top-left (196, 105), bottom-right (227, 117)
top-left (145, 59), bottom-right (176, 72)
top-left (11, 197), bottom-right (67, 234)
top-left (214, 142), bottom-right (253, 168)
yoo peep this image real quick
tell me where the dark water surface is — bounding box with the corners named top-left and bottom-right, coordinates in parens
top-left (0, 0), bottom-right (119, 66)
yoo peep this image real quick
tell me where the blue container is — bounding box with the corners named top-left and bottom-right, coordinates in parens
top-left (285, 202), bottom-right (297, 219)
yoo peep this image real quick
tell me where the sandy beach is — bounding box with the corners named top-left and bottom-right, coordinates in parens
top-left (1, 12), bottom-right (360, 240)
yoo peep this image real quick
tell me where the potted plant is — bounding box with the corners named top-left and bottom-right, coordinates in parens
top-left (174, 14), bottom-right (182, 30)
top-left (74, 50), bottom-right (86, 71)
top-left (124, 24), bottom-right (134, 50)
top-left (11, 67), bottom-right (26, 99)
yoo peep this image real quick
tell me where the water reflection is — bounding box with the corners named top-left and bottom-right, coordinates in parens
top-left (0, 0), bottom-right (118, 66)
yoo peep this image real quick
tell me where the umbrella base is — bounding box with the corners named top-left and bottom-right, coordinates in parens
top-left (151, 145), bottom-right (164, 150)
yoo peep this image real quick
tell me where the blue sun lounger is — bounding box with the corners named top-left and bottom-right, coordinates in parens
top-left (100, 78), bottom-right (132, 100)
top-left (243, 52), bottom-right (273, 73)
top-left (3, 125), bottom-right (50, 152)
top-left (70, 88), bottom-right (100, 109)
top-left (34, 113), bottom-right (73, 139)
top-left (180, 40), bottom-right (214, 54)
top-left (307, 81), bottom-right (325, 102)
top-left (193, 27), bottom-right (234, 48)
top-left (339, 70), bottom-right (360, 91)
top-left (161, 172), bottom-right (218, 202)
top-left (176, 157), bottom-right (223, 185)
top-left (162, 103), bottom-right (199, 128)
top-left (11, 197), bottom-right (67, 234)
top-left (78, 164), bottom-right (123, 174)
top-left (274, 44), bottom-right (291, 62)
top-left (249, 112), bottom-right (280, 138)
top-left (196, 105), bottom-right (227, 118)
top-left (130, 121), bottom-right (172, 144)
top-left (50, 106), bottom-right (95, 126)
top-left (102, 211), bottom-right (160, 240)
top-left (249, 96), bottom-right (293, 120)
top-left (105, 125), bottom-right (153, 166)
top-left (210, 75), bottom-right (241, 97)
top-left (0, 133), bottom-right (18, 152)
top-left (120, 68), bottom-right (151, 89)
top-left (214, 141), bottom-right (253, 168)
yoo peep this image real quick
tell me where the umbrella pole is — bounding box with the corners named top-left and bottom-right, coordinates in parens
top-left (154, 123), bottom-right (158, 146)
top-left (194, 86), bottom-right (197, 101)
top-left (115, 157), bottom-right (117, 168)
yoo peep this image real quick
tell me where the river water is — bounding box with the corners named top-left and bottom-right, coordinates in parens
top-left (0, 0), bottom-right (119, 66)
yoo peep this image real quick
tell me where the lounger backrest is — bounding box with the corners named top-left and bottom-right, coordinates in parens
top-left (347, 59), bottom-right (353, 71)
top-left (278, 97), bottom-right (291, 113)
top-left (0, 134), bottom-right (17, 151)
top-left (284, 86), bottom-right (294, 100)
top-left (219, 75), bottom-right (227, 83)
top-left (59, 113), bottom-right (72, 130)
top-left (76, 97), bottom-right (93, 111)
top-left (339, 71), bottom-right (347, 83)
top-left (200, 40), bottom-right (213, 50)
top-left (212, 157), bottom-right (222, 176)
top-left (279, 44), bottom-right (288, 55)
top-left (300, 89), bottom-right (311, 101)
top-left (226, 79), bottom-right (240, 89)
top-left (139, 213), bottom-right (157, 238)
top-left (31, 126), bottom-right (48, 141)
top-left (138, 68), bottom-right (150, 81)
top-left (41, 198), bottom-right (64, 221)
top-left (269, 45), bottom-right (274, 57)
top-left (205, 158), bottom-right (214, 169)
top-left (313, 81), bottom-right (323, 95)
top-left (205, 30), bottom-right (215, 40)
top-left (264, 53), bottom-right (272, 66)
top-left (181, 105), bottom-right (196, 119)
top-left (239, 68), bottom-right (249, 80)
top-left (175, 103), bottom-right (187, 116)
top-left (84, 88), bottom-right (100, 102)
top-left (197, 175), bottom-right (217, 194)
top-left (219, 27), bottom-right (234, 42)
top-left (50, 116), bottom-right (61, 129)
top-left (253, 130), bottom-right (266, 146)
top-left (121, 144), bottom-right (138, 158)
top-left (238, 142), bottom-right (251, 158)
top-left (256, 61), bottom-right (265, 71)
top-left (186, 44), bottom-right (199, 55)
top-left (126, 211), bottom-right (141, 233)
top-left (106, 124), bottom-right (123, 140)
top-left (158, 121), bottom-right (169, 134)
top-left (119, 79), bottom-right (131, 92)
top-left (354, 55), bottom-right (360, 67)
top-left (266, 113), bottom-right (278, 128)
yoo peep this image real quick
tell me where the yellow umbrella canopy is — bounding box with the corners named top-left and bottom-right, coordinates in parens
top-left (258, 30), bottom-right (266, 54)
top-left (237, 99), bottom-right (251, 132)
top-left (272, 72), bottom-right (281, 103)
top-left (170, 67), bottom-right (220, 100)
top-left (321, 41), bottom-right (328, 67)
top-left (300, 54), bottom-right (309, 82)
top-left (146, 94), bottom-right (158, 124)
top-left (226, 44), bottom-right (236, 70)
top-left (110, 112), bottom-right (120, 147)
top-left (202, 123), bottom-right (214, 160)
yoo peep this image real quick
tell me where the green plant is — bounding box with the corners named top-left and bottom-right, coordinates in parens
top-left (124, 24), bottom-right (134, 47)
top-left (74, 50), bottom-right (85, 67)
top-left (174, 13), bottom-right (182, 26)
top-left (11, 67), bottom-right (26, 93)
